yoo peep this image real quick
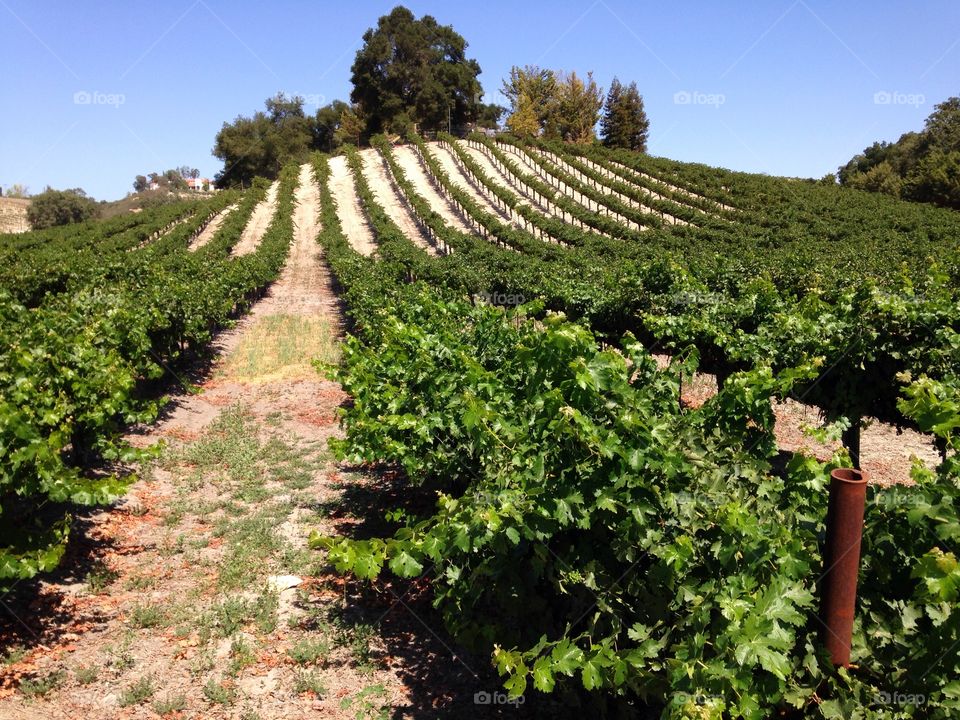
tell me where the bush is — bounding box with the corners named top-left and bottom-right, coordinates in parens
top-left (27, 188), bottom-right (99, 229)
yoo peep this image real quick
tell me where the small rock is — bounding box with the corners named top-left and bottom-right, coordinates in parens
top-left (267, 575), bottom-right (303, 592)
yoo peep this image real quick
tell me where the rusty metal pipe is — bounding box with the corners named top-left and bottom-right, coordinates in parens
top-left (820, 467), bottom-right (869, 666)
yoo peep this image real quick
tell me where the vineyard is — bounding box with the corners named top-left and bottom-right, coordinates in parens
top-left (1, 134), bottom-right (959, 718)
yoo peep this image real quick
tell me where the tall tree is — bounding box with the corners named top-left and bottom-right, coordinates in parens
top-left (350, 6), bottom-right (483, 136)
top-left (838, 95), bottom-right (960, 209)
top-left (213, 93), bottom-right (314, 187)
top-left (544, 71), bottom-right (603, 144)
top-left (313, 100), bottom-right (350, 152)
top-left (501, 65), bottom-right (556, 133)
top-left (336, 106), bottom-right (365, 147)
top-left (506, 93), bottom-right (540, 138)
top-left (476, 102), bottom-right (507, 130)
top-left (600, 78), bottom-right (650, 152)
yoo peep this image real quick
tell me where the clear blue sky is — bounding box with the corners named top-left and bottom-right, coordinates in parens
top-left (1, 0), bottom-right (957, 200)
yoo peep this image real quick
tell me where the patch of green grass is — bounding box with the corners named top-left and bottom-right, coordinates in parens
top-left (158, 532), bottom-right (187, 557)
top-left (152, 693), bottom-right (187, 715)
top-left (287, 636), bottom-right (330, 666)
top-left (74, 665), bottom-right (99, 684)
top-left (2, 645), bottom-right (27, 666)
top-left (19, 670), bottom-right (65, 698)
top-left (119, 675), bottom-right (156, 707)
top-left (292, 669), bottom-right (327, 696)
top-left (227, 635), bottom-right (257, 676)
top-left (340, 684), bottom-right (389, 720)
top-left (104, 632), bottom-right (136, 671)
top-left (203, 677), bottom-right (237, 705)
top-left (222, 314), bottom-right (340, 381)
top-left (85, 560), bottom-right (120, 593)
top-left (217, 514), bottom-right (285, 590)
top-left (125, 574), bottom-right (158, 591)
top-left (129, 603), bottom-right (167, 629)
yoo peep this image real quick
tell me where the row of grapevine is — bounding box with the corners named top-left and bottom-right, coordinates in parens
top-left (306, 147), bottom-right (960, 719)
top-left (0, 171), bottom-right (299, 586)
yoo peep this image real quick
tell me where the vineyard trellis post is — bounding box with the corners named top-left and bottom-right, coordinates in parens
top-left (820, 467), bottom-right (868, 667)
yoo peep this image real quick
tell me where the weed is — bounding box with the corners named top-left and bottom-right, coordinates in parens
top-left (203, 677), bottom-right (237, 705)
top-left (152, 693), bottom-right (188, 715)
top-left (129, 603), bottom-right (167, 629)
top-left (287, 636), bottom-right (330, 666)
top-left (292, 669), bottom-right (327, 696)
top-left (85, 560), bottom-right (120, 593)
top-left (19, 670), bottom-right (65, 698)
top-left (74, 665), bottom-right (98, 684)
top-left (119, 675), bottom-right (155, 707)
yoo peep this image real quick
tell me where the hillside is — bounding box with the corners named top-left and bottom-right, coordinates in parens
top-left (0, 197), bottom-right (29, 233)
top-left (0, 136), bottom-right (957, 719)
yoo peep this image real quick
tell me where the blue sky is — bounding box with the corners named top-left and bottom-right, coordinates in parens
top-left (1, 0), bottom-right (957, 200)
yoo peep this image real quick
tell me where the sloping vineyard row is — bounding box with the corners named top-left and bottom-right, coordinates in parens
top-left (0, 171), bottom-right (299, 584)
top-left (306, 148), bottom-right (960, 719)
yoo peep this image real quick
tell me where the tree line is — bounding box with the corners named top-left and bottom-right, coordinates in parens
top-left (212, 5), bottom-right (650, 188)
top-left (837, 96), bottom-right (960, 209)
top-left (502, 65), bottom-right (649, 151)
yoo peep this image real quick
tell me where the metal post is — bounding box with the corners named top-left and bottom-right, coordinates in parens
top-left (820, 467), bottom-right (869, 666)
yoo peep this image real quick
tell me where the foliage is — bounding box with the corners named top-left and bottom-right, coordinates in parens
top-left (213, 93), bottom-right (314, 187)
top-left (839, 95), bottom-right (960, 209)
top-left (26, 187), bottom-right (100, 229)
top-left (601, 78), bottom-right (649, 152)
top-left (544, 71), bottom-right (604, 143)
top-left (506, 93), bottom-right (540, 139)
top-left (349, 5), bottom-right (483, 136)
top-left (501, 65), bottom-right (558, 133)
top-left (0, 165), bottom-right (298, 587)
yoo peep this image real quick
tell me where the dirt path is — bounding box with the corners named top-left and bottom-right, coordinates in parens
top-left (0, 161), bottom-right (554, 719)
top-left (189, 204), bottom-right (238, 251)
top-left (358, 148), bottom-right (435, 255)
top-left (392, 145), bottom-right (473, 234)
top-left (327, 156), bottom-right (376, 257)
top-left (232, 180), bottom-right (280, 257)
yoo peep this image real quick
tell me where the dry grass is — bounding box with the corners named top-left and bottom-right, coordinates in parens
top-left (220, 315), bottom-right (339, 382)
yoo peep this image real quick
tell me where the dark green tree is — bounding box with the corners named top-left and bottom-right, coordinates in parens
top-left (133, 175), bottom-right (148, 193)
top-left (600, 78), bottom-right (650, 152)
top-left (213, 93), bottom-right (313, 188)
top-left (349, 6), bottom-right (483, 136)
top-left (476, 103), bottom-right (507, 130)
top-left (27, 187), bottom-right (99, 229)
top-left (312, 100), bottom-right (350, 152)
